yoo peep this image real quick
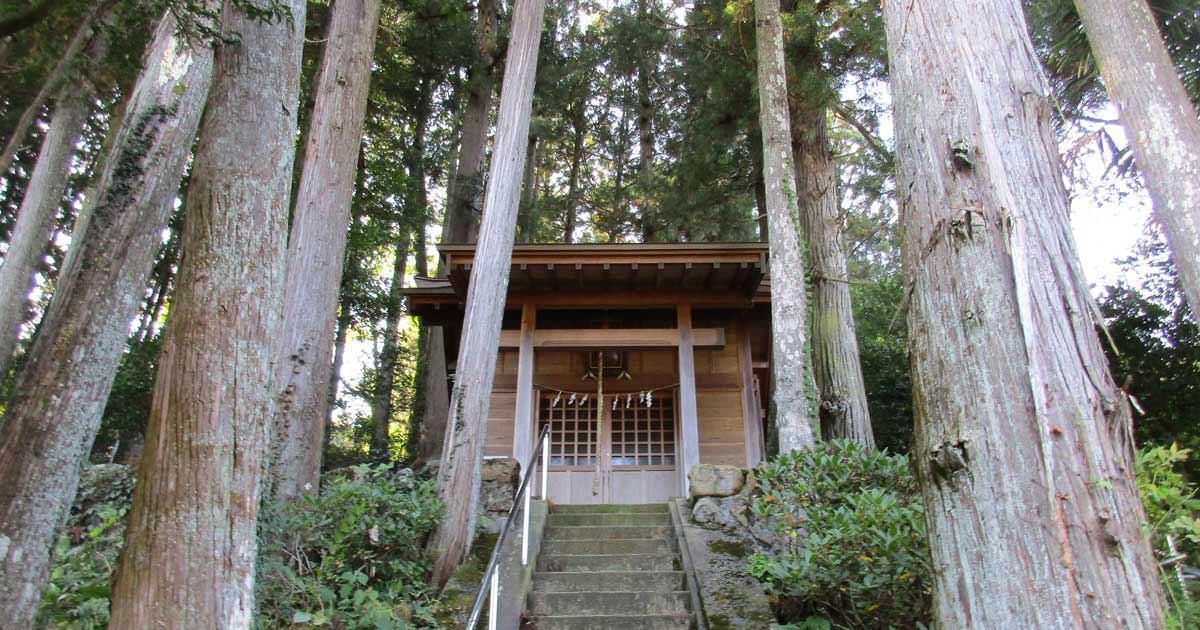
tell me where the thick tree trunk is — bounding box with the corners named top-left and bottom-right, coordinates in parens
top-left (445, 0), bottom-right (498, 244)
top-left (754, 0), bottom-right (815, 454)
top-left (417, 323), bottom-right (450, 462)
top-left (793, 110), bottom-right (873, 446)
top-left (883, 0), bottom-right (1166, 627)
top-left (271, 0), bottom-right (382, 501)
top-left (1071, 0), bottom-right (1200, 323)
top-left (109, 0), bottom-right (305, 626)
top-left (0, 91), bottom-right (90, 379)
top-left (370, 233), bottom-right (410, 458)
top-left (426, 0), bottom-right (545, 587)
top-left (0, 0), bottom-right (113, 181)
top-left (0, 12), bottom-right (215, 626)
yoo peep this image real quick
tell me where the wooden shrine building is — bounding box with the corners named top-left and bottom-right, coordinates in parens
top-left (406, 243), bottom-right (773, 504)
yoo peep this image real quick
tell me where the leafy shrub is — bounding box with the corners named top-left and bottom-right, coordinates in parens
top-left (748, 441), bottom-right (931, 629)
top-left (256, 463), bottom-right (445, 629)
top-left (37, 507), bottom-right (126, 630)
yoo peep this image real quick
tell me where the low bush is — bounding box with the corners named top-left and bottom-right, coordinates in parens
top-left (256, 463), bottom-right (444, 629)
top-left (747, 440), bottom-right (931, 629)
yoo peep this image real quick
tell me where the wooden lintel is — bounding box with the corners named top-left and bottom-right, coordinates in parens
top-left (498, 327), bottom-right (725, 349)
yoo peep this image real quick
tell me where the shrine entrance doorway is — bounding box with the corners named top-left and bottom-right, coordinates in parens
top-left (537, 388), bottom-right (679, 504)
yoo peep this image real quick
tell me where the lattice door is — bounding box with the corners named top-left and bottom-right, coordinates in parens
top-left (537, 392), bottom-right (599, 468)
top-left (610, 391), bottom-right (676, 469)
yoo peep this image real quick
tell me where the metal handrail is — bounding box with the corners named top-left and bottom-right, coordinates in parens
top-left (465, 423), bottom-right (552, 630)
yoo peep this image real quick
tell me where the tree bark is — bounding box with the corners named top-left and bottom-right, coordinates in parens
top-left (0, 91), bottom-right (90, 379)
top-left (109, 0), bottom-right (305, 626)
top-left (444, 0), bottom-right (498, 244)
top-left (883, 0), bottom-right (1166, 626)
top-left (0, 12), bottom-right (215, 626)
top-left (1071, 0), bottom-right (1200, 323)
top-left (755, 0), bottom-right (815, 454)
top-left (271, 0), bottom-right (382, 501)
top-left (370, 232), bottom-right (410, 459)
top-left (0, 0), bottom-right (113, 182)
top-left (793, 110), bottom-right (873, 446)
top-left (426, 0), bottom-right (545, 587)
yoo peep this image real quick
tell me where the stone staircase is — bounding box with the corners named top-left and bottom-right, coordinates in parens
top-left (522, 503), bottom-right (693, 630)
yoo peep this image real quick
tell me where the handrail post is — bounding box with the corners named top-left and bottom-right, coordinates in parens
top-left (541, 432), bottom-right (549, 499)
top-left (521, 481), bottom-right (531, 565)
top-left (488, 570), bottom-right (498, 630)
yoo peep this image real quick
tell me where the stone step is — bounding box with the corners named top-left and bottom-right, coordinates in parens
top-left (551, 503), bottom-right (669, 514)
top-left (543, 525), bottom-right (672, 541)
top-left (527, 591), bottom-right (690, 617)
top-left (548, 512), bottom-right (672, 527)
top-left (537, 553), bottom-right (679, 572)
top-left (541, 538), bottom-right (670, 556)
top-left (522, 614), bottom-right (691, 630)
top-left (533, 571), bottom-right (687, 593)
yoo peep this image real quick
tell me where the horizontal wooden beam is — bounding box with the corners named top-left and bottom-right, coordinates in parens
top-left (498, 327), bottom-right (725, 349)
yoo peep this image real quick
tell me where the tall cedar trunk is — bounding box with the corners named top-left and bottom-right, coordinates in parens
top-left (883, 0), bottom-right (1166, 626)
top-left (793, 110), bottom-right (873, 446)
top-left (636, 0), bottom-right (656, 242)
top-left (755, 0), bottom-right (815, 453)
top-left (749, 123), bottom-right (769, 242)
top-left (0, 0), bottom-right (114, 181)
top-left (370, 234), bottom-right (410, 458)
top-left (1072, 0), bottom-right (1200, 323)
top-left (445, 0), bottom-right (498, 244)
top-left (271, 0), bottom-right (383, 501)
top-left (426, 0), bottom-right (545, 587)
top-left (0, 12), bottom-right (215, 625)
top-left (370, 95), bottom-right (431, 457)
top-left (108, 0), bottom-right (305, 625)
top-left (0, 91), bottom-right (90, 379)
top-left (517, 132), bottom-right (539, 242)
top-left (563, 109), bottom-right (585, 244)
top-left (325, 304), bottom-right (352, 456)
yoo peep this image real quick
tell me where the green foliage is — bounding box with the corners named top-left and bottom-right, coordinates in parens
top-left (93, 337), bottom-right (161, 460)
top-left (749, 441), bottom-right (931, 629)
top-left (1137, 444), bottom-right (1200, 557)
top-left (1099, 231), bottom-right (1200, 476)
top-left (850, 277), bottom-right (912, 453)
top-left (256, 463), bottom-right (445, 629)
top-left (36, 506), bottom-right (126, 630)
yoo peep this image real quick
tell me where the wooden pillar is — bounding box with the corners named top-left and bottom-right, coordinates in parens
top-left (513, 303), bottom-right (536, 469)
top-left (737, 317), bottom-right (764, 467)
top-left (677, 303), bottom-right (701, 497)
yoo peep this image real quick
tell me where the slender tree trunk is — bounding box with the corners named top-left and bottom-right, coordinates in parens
top-left (1071, 0), bottom-right (1200, 323)
top-left (417, 322), bottom-right (450, 462)
top-left (518, 132), bottom-right (539, 242)
top-left (0, 0), bottom-right (113, 181)
top-left (271, 0), bottom-right (382, 501)
top-left (749, 123), bottom-right (769, 242)
top-left (793, 109), bottom-right (873, 446)
top-left (445, 0), bottom-right (498, 244)
top-left (755, 0), bottom-right (815, 454)
top-left (325, 304), bottom-right (351, 454)
top-left (635, 0), bottom-right (657, 242)
top-left (371, 233), bottom-right (410, 458)
top-left (0, 91), bottom-right (90, 379)
top-left (426, 0), bottom-right (545, 587)
top-left (109, 0), bottom-right (306, 625)
top-left (563, 110), bottom-right (585, 244)
top-left (135, 229), bottom-right (179, 343)
top-left (884, 0), bottom-right (1166, 626)
top-left (0, 12), bottom-right (215, 626)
